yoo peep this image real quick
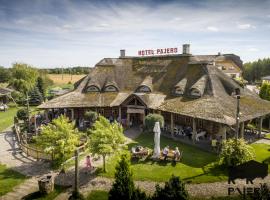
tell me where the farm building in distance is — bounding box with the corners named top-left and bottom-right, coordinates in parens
top-left (39, 44), bottom-right (270, 141)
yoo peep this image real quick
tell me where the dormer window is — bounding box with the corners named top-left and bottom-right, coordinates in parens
top-left (190, 88), bottom-right (202, 97)
top-left (136, 76), bottom-right (153, 93)
top-left (175, 88), bottom-right (184, 96)
top-left (104, 85), bottom-right (118, 92)
top-left (174, 78), bottom-right (187, 96)
top-left (189, 75), bottom-right (207, 98)
top-left (136, 85), bottom-right (151, 93)
top-left (86, 85), bottom-right (100, 92)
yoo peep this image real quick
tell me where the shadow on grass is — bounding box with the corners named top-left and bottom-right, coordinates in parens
top-left (130, 157), bottom-right (178, 167)
top-left (183, 164), bottom-right (228, 183)
top-left (0, 166), bottom-right (26, 180)
top-left (22, 185), bottom-right (67, 200)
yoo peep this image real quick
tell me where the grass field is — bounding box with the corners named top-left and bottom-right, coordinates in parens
top-left (48, 74), bottom-right (86, 85)
top-left (0, 106), bottom-right (18, 132)
top-left (0, 164), bottom-right (26, 196)
top-left (86, 190), bottom-right (109, 200)
top-left (101, 133), bottom-right (270, 183)
top-left (101, 133), bottom-right (226, 183)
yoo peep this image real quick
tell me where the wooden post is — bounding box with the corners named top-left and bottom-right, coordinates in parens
top-left (44, 110), bottom-right (49, 121)
top-left (74, 149), bottom-right (79, 194)
top-left (118, 107), bottom-right (121, 123)
top-left (192, 118), bottom-right (197, 143)
top-left (127, 113), bottom-right (130, 128)
top-left (170, 113), bottom-right (174, 136)
top-left (240, 122), bottom-right (245, 138)
top-left (34, 115), bottom-right (37, 136)
top-left (259, 117), bottom-right (263, 138)
top-left (71, 108), bottom-right (74, 121)
top-left (223, 126), bottom-right (227, 140)
top-left (142, 112), bottom-right (145, 126)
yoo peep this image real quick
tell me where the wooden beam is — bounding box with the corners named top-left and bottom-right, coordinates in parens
top-left (192, 118), bottom-right (197, 142)
top-left (170, 113), bottom-right (174, 136)
top-left (240, 122), bottom-right (244, 138)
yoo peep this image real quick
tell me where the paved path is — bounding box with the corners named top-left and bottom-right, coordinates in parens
top-left (0, 127), bottom-right (51, 200)
top-left (54, 173), bottom-right (270, 199)
top-left (124, 126), bottom-right (142, 143)
top-left (255, 138), bottom-right (270, 145)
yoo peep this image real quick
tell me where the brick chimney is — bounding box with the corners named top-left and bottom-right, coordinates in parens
top-left (120, 49), bottom-right (125, 58)
top-left (182, 44), bottom-right (190, 54)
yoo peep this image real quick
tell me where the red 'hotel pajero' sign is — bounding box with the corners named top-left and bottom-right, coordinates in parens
top-left (138, 48), bottom-right (178, 56)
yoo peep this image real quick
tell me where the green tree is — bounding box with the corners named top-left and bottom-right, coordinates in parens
top-left (9, 63), bottom-right (38, 125)
top-left (152, 175), bottom-right (189, 200)
top-left (34, 115), bottom-right (81, 165)
top-left (109, 153), bottom-right (148, 200)
top-left (145, 114), bottom-right (164, 131)
top-left (0, 66), bottom-right (11, 83)
top-left (84, 111), bottom-right (98, 126)
top-left (88, 116), bottom-right (126, 172)
top-left (259, 83), bottom-right (269, 99)
top-left (16, 108), bottom-right (29, 121)
top-left (219, 139), bottom-right (255, 167)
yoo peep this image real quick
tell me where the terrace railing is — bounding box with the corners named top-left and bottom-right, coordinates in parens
top-left (13, 123), bottom-right (87, 161)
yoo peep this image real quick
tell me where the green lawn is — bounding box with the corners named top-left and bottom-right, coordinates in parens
top-left (265, 134), bottom-right (270, 139)
top-left (86, 190), bottom-right (108, 200)
top-left (250, 143), bottom-right (270, 172)
top-left (0, 164), bottom-right (26, 196)
top-left (100, 133), bottom-right (270, 183)
top-left (100, 133), bottom-right (227, 183)
top-left (22, 185), bottom-right (65, 200)
top-left (0, 106), bottom-right (18, 132)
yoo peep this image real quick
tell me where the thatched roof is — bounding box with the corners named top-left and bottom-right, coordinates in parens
top-left (0, 87), bottom-right (13, 97)
top-left (39, 54), bottom-right (269, 126)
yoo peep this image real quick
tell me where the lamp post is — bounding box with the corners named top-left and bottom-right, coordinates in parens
top-left (235, 88), bottom-right (240, 139)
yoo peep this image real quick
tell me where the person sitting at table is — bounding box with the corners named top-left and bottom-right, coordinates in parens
top-left (135, 145), bottom-right (143, 152)
top-left (173, 147), bottom-right (181, 161)
top-left (162, 145), bottom-right (169, 160)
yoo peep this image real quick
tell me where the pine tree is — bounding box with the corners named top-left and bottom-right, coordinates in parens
top-left (36, 76), bottom-right (45, 99)
top-left (152, 175), bottom-right (189, 200)
top-left (108, 153), bottom-right (148, 200)
top-left (28, 86), bottom-right (43, 105)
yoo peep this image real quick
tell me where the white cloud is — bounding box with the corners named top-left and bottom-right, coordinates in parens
top-left (237, 24), bottom-right (256, 30)
top-left (207, 26), bottom-right (219, 32)
top-left (247, 47), bottom-right (259, 52)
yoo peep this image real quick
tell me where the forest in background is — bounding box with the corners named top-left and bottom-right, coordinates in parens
top-left (243, 58), bottom-right (270, 83)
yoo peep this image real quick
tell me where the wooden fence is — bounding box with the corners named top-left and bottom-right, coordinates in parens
top-left (13, 123), bottom-right (87, 161)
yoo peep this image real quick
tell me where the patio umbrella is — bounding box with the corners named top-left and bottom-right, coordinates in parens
top-left (152, 122), bottom-right (161, 159)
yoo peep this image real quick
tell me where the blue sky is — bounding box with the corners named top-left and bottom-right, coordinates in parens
top-left (0, 0), bottom-right (270, 68)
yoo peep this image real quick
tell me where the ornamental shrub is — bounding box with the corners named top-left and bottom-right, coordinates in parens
top-left (219, 138), bottom-right (255, 167)
top-left (145, 114), bottom-right (164, 131)
top-left (16, 108), bottom-right (29, 121)
top-left (84, 111), bottom-right (98, 124)
top-left (152, 175), bottom-right (189, 200)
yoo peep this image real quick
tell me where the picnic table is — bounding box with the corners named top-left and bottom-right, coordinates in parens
top-left (131, 147), bottom-right (149, 158)
top-left (160, 150), bottom-right (182, 161)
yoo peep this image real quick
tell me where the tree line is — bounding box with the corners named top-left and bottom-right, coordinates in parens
top-left (40, 66), bottom-right (90, 75)
top-left (243, 58), bottom-right (270, 83)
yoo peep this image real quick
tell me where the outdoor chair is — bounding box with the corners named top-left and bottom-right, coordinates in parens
top-left (196, 131), bottom-right (206, 141)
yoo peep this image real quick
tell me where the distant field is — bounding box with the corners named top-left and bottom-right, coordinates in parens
top-left (48, 74), bottom-right (86, 85)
